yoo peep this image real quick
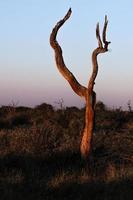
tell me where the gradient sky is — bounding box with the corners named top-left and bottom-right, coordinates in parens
top-left (0, 0), bottom-right (133, 109)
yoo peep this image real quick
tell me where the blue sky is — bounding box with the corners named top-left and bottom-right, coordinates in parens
top-left (0, 0), bottom-right (133, 109)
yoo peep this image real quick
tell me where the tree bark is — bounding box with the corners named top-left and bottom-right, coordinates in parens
top-left (50, 8), bottom-right (87, 98)
top-left (80, 89), bottom-right (97, 159)
top-left (80, 16), bottom-right (110, 159)
top-left (50, 9), bottom-right (110, 160)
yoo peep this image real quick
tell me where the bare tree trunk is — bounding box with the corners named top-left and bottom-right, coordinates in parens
top-left (80, 91), bottom-right (96, 159)
top-left (50, 9), bottom-right (110, 160)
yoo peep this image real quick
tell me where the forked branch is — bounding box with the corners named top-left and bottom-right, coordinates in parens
top-left (88, 15), bottom-right (111, 91)
top-left (50, 9), bottom-right (111, 160)
top-left (50, 8), bottom-right (87, 97)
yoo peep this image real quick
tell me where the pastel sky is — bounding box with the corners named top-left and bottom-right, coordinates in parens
top-left (0, 0), bottom-right (133, 109)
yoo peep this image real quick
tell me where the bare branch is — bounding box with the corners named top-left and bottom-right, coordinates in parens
top-left (50, 8), bottom-right (72, 48)
top-left (50, 8), bottom-right (87, 97)
top-left (102, 15), bottom-right (111, 51)
top-left (96, 23), bottom-right (103, 48)
top-left (88, 16), bottom-right (111, 91)
top-left (102, 15), bottom-right (108, 43)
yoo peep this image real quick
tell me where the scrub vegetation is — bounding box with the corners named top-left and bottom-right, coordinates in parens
top-left (0, 101), bottom-right (133, 200)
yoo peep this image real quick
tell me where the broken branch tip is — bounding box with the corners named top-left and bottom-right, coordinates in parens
top-left (69, 7), bottom-right (72, 12)
top-left (105, 15), bottom-right (108, 23)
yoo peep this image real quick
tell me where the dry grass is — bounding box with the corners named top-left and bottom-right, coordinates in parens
top-left (0, 102), bottom-right (132, 200)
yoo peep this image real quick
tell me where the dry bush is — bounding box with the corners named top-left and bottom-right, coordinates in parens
top-left (0, 102), bottom-right (133, 200)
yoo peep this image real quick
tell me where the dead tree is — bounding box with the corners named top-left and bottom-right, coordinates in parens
top-left (50, 8), bottom-right (110, 159)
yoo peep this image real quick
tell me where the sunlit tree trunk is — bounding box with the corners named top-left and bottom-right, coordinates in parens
top-left (80, 91), bottom-right (96, 158)
top-left (50, 8), bottom-right (110, 159)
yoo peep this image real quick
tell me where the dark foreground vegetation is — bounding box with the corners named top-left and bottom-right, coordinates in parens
top-left (0, 101), bottom-right (133, 200)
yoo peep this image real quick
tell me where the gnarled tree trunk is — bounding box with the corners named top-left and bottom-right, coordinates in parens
top-left (50, 8), bottom-right (110, 159)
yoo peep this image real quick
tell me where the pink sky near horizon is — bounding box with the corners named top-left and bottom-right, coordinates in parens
top-left (0, 0), bottom-right (133, 110)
